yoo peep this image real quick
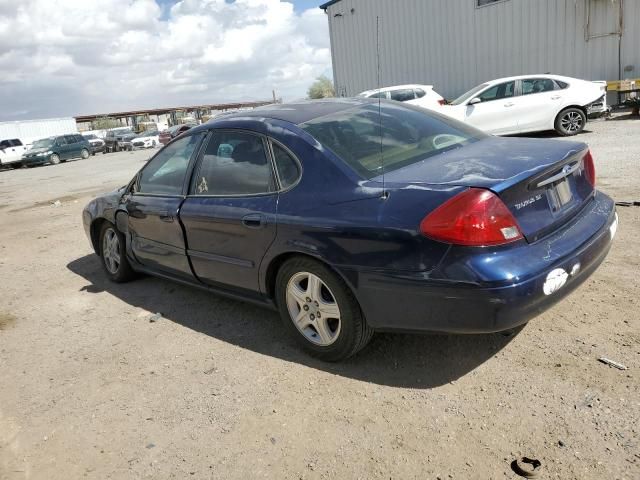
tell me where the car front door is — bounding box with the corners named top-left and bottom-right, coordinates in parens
top-left (179, 130), bottom-right (279, 294)
top-left (463, 81), bottom-right (518, 134)
top-left (124, 133), bottom-right (203, 278)
top-left (515, 78), bottom-right (564, 131)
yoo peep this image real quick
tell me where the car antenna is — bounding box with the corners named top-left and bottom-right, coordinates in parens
top-left (376, 15), bottom-right (387, 199)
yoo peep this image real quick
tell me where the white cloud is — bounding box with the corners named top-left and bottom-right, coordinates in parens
top-left (0, 0), bottom-right (331, 120)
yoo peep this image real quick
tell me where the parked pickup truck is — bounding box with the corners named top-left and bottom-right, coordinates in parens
top-left (104, 128), bottom-right (136, 153)
top-left (0, 138), bottom-right (27, 168)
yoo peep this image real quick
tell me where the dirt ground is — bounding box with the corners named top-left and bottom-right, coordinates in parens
top-left (1, 116), bottom-right (639, 480)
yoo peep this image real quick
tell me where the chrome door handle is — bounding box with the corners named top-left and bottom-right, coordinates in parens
top-left (551, 95), bottom-right (562, 100)
top-left (504, 102), bottom-right (515, 107)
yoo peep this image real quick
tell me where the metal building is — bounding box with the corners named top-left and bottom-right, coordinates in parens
top-left (320, 0), bottom-right (640, 101)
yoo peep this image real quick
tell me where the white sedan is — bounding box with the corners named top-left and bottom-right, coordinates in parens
top-left (440, 75), bottom-right (604, 136)
top-left (358, 84), bottom-right (445, 110)
top-left (131, 130), bottom-right (160, 149)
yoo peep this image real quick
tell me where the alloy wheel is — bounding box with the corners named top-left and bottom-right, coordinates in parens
top-left (286, 271), bottom-right (341, 346)
top-left (560, 111), bottom-right (583, 133)
top-left (102, 227), bottom-right (121, 274)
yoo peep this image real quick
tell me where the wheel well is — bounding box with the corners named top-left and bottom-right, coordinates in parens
top-left (89, 218), bottom-right (108, 255)
top-left (264, 252), bottom-right (356, 302)
top-left (558, 105), bottom-right (588, 118)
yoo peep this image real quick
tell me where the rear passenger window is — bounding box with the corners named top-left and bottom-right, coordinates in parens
top-left (521, 78), bottom-right (556, 95)
top-left (10, 139), bottom-right (23, 147)
top-left (390, 89), bottom-right (416, 102)
top-left (271, 143), bottom-right (301, 190)
top-left (193, 132), bottom-right (275, 196)
top-left (369, 91), bottom-right (387, 99)
top-left (414, 88), bottom-right (427, 99)
top-left (554, 80), bottom-right (569, 89)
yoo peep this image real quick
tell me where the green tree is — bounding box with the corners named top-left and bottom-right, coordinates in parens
top-left (92, 116), bottom-right (120, 130)
top-left (307, 75), bottom-right (335, 99)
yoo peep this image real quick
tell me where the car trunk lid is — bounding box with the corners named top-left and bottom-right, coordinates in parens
top-left (380, 136), bottom-right (596, 243)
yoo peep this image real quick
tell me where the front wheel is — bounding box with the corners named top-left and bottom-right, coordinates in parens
top-left (50, 153), bottom-right (60, 165)
top-left (99, 222), bottom-right (135, 282)
top-left (275, 257), bottom-right (373, 361)
top-left (555, 108), bottom-right (586, 136)
top-left (80, 148), bottom-right (89, 159)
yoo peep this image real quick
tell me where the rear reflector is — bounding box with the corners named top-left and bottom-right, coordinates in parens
top-left (438, 99), bottom-right (446, 106)
top-left (420, 188), bottom-right (524, 246)
top-left (583, 150), bottom-right (596, 187)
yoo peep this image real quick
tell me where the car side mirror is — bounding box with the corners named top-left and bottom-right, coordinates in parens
top-left (468, 97), bottom-right (482, 105)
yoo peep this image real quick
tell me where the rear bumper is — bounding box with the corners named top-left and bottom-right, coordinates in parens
top-left (351, 192), bottom-right (616, 333)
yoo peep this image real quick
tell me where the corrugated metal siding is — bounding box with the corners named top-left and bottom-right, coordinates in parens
top-left (0, 118), bottom-right (78, 145)
top-left (326, 0), bottom-right (640, 100)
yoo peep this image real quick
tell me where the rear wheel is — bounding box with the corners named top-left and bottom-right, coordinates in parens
top-left (275, 257), bottom-right (373, 361)
top-left (555, 108), bottom-right (586, 136)
top-left (50, 153), bottom-right (60, 165)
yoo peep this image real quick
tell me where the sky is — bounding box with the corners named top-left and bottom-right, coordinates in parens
top-left (0, 0), bottom-right (332, 121)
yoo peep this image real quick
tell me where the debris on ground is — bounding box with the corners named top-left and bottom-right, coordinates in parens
top-left (148, 312), bottom-right (162, 323)
top-left (511, 457), bottom-right (542, 478)
top-left (51, 200), bottom-right (62, 207)
top-left (598, 357), bottom-right (628, 370)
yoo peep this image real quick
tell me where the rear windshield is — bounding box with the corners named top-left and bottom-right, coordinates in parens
top-left (301, 102), bottom-right (486, 179)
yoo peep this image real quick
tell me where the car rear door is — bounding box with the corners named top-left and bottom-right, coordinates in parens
top-left (463, 81), bottom-right (518, 134)
top-left (514, 78), bottom-right (564, 131)
top-left (65, 135), bottom-right (80, 159)
top-left (53, 136), bottom-right (70, 160)
top-left (179, 130), bottom-right (278, 293)
top-left (124, 133), bottom-right (204, 278)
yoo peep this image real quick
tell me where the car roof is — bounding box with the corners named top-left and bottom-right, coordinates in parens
top-left (359, 84), bottom-right (433, 96)
top-left (206, 98), bottom-right (377, 126)
top-left (481, 74), bottom-right (581, 85)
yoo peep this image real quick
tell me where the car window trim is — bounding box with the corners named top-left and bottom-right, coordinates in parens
top-left (131, 132), bottom-right (206, 198)
top-left (186, 128), bottom-right (279, 199)
top-left (266, 137), bottom-right (303, 194)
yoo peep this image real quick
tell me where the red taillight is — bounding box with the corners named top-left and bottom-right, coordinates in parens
top-left (438, 99), bottom-right (446, 106)
top-left (420, 188), bottom-right (523, 246)
top-left (583, 150), bottom-right (596, 187)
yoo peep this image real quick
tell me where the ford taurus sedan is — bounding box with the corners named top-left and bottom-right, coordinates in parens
top-left (83, 99), bottom-right (617, 361)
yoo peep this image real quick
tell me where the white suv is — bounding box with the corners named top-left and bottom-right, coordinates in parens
top-left (0, 138), bottom-right (27, 168)
top-left (358, 84), bottom-right (446, 110)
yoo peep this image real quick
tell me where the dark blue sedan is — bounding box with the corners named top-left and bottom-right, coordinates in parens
top-left (83, 99), bottom-right (617, 361)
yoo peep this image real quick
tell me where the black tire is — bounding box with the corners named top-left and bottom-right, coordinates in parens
top-left (275, 257), bottom-right (373, 361)
top-left (99, 222), bottom-right (135, 283)
top-left (10, 163), bottom-right (22, 169)
top-left (50, 153), bottom-right (61, 165)
top-left (554, 107), bottom-right (586, 136)
top-left (80, 148), bottom-right (89, 159)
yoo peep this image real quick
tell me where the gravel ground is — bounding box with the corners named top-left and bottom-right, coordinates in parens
top-left (1, 117), bottom-right (639, 480)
